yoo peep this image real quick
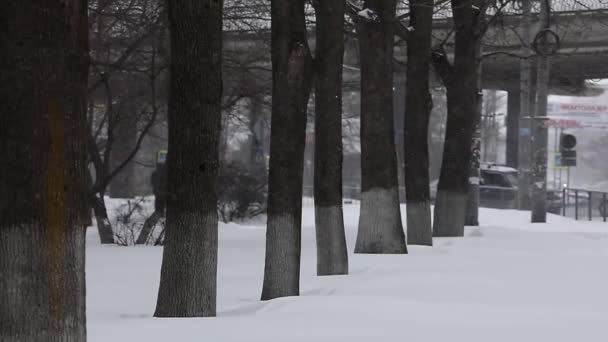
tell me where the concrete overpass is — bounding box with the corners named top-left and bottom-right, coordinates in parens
top-left (226, 1), bottom-right (608, 96)
top-left (223, 0), bottom-right (608, 184)
top-left (395, 4), bottom-right (608, 96)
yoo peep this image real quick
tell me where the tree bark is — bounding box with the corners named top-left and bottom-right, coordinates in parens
top-left (465, 92), bottom-right (482, 226)
top-left (313, 0), bottom-right (349, 276)
top-left (248, 97), bottom-right (266, 173)
top-left (154, 0), bottom-right (222, 317)
top-left (136, 211), bottom-right (162, 245)
top-left (404, 0), bottom-right (434, 246)
top-left (0, 1), bottom-right (89, 340)
top-left (86, 120), bottom-right (115, 244)
top-left (432, 0), bottom-right (479, 237)
top-left (531, 0), bottom-right (552, 223)
top-left (506, 91), bottom-right (520, 168)
top-left (108, 98), bottom-right (138, 198)
top-left (354, 0), bottom-right (407, 254)
top-left (91, 194), bottom-right (115, 244)
top-left (261, 0), bottom-right (314, 300)
top-left (465, 50), bottom-right (483, 227)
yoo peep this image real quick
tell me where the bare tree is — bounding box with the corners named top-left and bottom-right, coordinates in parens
top-left (353, 0), bottom-right (407, 254)
top-left (154, 0), bottom-right (223, 317)
top-left (261, 0), bottom-right (314, 300)
top-left (0, 1), bottom-right (89, 340)
top-left (404, 0), bottom-right (434, 246)
top-left (312, 0), bottom-right (349, 276)
top-left (431, 0), bottom-right (489, 237)
top-left (431, 0), bottom-right (522, 234)
top-left (87, 0), bottom-right (167, 244)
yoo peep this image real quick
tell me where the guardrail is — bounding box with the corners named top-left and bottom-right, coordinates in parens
top-left (561, 188), bottom-right (608, 221)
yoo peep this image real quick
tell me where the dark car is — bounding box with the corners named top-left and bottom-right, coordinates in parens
top-left (431, 163), bottom-right (560, 211)
top-left (479, 164), bottom-right (519, 209)
top-left (430, 164), bottom-right (519, 208)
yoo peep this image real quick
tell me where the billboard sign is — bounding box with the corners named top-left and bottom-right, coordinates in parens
top-left (546, 102), bottom-right (608, 130)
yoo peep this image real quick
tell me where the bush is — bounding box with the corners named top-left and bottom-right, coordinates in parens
top-left (216, 161), bottom-right (267, 223)
top-left (113, 198), bottom-right (147, 246)
top-left (111, 197), bottom-right (165, 246)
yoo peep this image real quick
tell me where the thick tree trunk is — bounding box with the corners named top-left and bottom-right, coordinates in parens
top-left (404, 0), bottom-right (434, 246)
top-left (154, 0), bottom-right (223, 317)
top-left (91, 194), bottom-right (115, 244)
top-left (433, 0), bottom-right (478, 237)
top-left (313, 0), bottom-right (349, 276)
top-left (0, 1), bottom-right (89, 340)
top-left (354, 0), bottom-right (407, 254)
top-left (261, 0), bottom-right (314, 300)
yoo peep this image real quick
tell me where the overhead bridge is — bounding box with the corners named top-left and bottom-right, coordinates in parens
top-left (224, 0), bottom-right (608, 96)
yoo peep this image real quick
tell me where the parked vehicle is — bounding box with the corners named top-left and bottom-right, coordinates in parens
top-left (430, 163), bottom-right (518, 209)
top-left (479, 164), bottom-right (519, 209)
top-left (431, 163), bottom-right (564, 212)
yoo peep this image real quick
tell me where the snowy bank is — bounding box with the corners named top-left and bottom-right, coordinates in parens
top-left (87, 204), bottom-right (608, 342)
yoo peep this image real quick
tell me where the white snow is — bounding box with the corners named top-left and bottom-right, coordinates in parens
top-left (87, 202), bottom-right (608, 341)
top-left (481, 163), bottom-right (518, 173)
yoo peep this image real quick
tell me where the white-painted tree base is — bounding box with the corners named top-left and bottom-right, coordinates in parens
top-left (406, 201), bottom-right (433, 246)
top-left (315, 205), bottom-right (348, 275)
top-left (465, 184), bottom-right (480, 226)
top-left (261, 213), bottom-right (301, 300)
top-left (155, 210), bottom-right (218, 317)
top-left (355, 187), bottom-right (407, 254)
top-left (433, 190), bottom-right (467, 237)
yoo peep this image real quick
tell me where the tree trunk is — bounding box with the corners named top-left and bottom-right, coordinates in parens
top-left (248, 97), bottom-right (265, 173)
top-left (0, 1), bottom-right (89, 340)
top-left (261, 0), bottom-right (314, 300)
top-left (154, 0), bottom-right (223, 317)
top-left (506, 91), bottom-right (520, 168)
top-left (465, 51), bottom-right (483, 227)
top-left (531, 0), bottom-right (552, 223)
top-left (432, 0), bottom-right (478, 237)
top-left (91, 194), bottom-right (115, 244)
top-left (136, 211), bottom-right (162, 245)
top-left (354, 0), bottom-right (407, 254)
top-left (313, 0), bottom-right (349, 276)
top-left (404, 0), bottom-right (434, 246)
top-left (109, 98), bottom-right (138, 198)
top-left (517, 0), bottom-right (533, 210)
top-left (465, 93), bottom-right (482, 226)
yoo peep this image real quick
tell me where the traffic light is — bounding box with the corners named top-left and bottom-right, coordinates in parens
top-left (559, 133), bottom-right (577, 167)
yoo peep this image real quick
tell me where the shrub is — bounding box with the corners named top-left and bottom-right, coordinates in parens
top-left (216, 161), bottom-right (267, 223)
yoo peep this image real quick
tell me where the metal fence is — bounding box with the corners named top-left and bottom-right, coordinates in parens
top-left (561, 188), bottom-right (608, 221)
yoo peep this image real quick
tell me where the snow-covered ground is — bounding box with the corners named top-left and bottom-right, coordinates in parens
top-left (88, 203), bottom-right (608, 341)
